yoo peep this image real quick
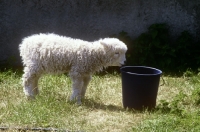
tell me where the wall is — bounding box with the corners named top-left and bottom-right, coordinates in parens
top-left (0, 0), bottom-right (199, 67)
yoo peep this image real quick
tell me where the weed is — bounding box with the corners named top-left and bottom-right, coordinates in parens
top-left (192, 86), bottom-right (200, 105)
top-left (155, 92), bottom-right (186, 116)
top-left (115, 23), bottom-right (200, 74)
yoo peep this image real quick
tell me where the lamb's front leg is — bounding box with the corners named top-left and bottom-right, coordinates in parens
top-left (70, 76), bottom-right (84, 104)
top-left (81, 75), bottom-right (92, 99)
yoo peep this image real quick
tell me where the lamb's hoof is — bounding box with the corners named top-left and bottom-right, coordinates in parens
top-left (69, 97), bottom-right (82, 105)
top-left (77, 100), bottom-right (82, 105)
top-left (26, 95), bottom-right (36, 100)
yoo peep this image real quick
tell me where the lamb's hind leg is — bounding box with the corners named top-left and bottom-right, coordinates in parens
top-left (22, 67), bottom-right (40, 99)
top-left (70, 75), bottom-right (84, 104)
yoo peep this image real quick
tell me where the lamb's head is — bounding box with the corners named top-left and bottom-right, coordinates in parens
top-left (100, 38), bottom-right (128, 66)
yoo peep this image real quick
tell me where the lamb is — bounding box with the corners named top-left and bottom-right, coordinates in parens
top-left (19, 33), bottom-right (127, 104)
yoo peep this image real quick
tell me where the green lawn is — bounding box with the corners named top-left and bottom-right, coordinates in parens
top-left (0, 70), bottom-right (200, 131)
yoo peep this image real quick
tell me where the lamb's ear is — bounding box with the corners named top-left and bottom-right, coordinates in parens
top-left (100, 40), bottom-right (110, 49)
top-left (100, 40), bottom-right (107, 46)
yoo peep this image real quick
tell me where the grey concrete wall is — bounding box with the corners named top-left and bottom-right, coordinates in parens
top-left (0, 0), bottom-right (199, 67)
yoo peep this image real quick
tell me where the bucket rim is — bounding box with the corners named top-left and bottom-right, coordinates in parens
top-left (120, 66), bottom-right (162, 75)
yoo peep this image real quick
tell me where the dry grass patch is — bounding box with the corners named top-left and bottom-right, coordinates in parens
top-left (0, 71), bottom-right (148, 131)
top-left (0, 70), bottom-right (200, 131)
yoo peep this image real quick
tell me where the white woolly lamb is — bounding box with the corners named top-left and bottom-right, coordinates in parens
top-left (19, 33), bottom-right (127, 104)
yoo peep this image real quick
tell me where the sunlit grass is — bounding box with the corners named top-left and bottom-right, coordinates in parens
top-left (0, 70), bottom-right (200, 131)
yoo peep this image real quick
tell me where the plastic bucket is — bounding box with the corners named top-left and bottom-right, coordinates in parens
top-left (120, 66), bottom-right (162, 111)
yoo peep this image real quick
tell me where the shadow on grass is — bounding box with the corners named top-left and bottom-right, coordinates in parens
top-left (82, 98), bottom-right (125, 112)
top-left (66, 97), bottom-right (156, 113)
top-left (82, 98), bottom-right (146, 113)
top-left (83, 98), bottom-right (182, 113)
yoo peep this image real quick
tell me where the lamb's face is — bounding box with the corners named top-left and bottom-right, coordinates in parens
top-left (100, 38), bottom-right (128, 67)
top-left (110, 50), bottom-right (127, 66)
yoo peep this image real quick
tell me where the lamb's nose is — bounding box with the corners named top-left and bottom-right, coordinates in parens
top-left (121, 61), bottom-right (126, 66)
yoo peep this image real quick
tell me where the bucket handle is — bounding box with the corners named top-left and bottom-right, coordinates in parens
top-left (160, 76), bottom-right (166, 86)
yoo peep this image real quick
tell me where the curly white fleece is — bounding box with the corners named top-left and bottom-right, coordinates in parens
top-left (19, 33), bottom-right (127, 104)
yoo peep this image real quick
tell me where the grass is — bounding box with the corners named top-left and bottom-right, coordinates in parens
top-left (0, 70), bottom-right (200, 131)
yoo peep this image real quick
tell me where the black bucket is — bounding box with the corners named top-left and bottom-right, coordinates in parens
top-left (120, 66), bottom-right (162, 111)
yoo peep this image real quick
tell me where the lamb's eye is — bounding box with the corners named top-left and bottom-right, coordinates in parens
top-left (114, 52), bottom-right (120, 57)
